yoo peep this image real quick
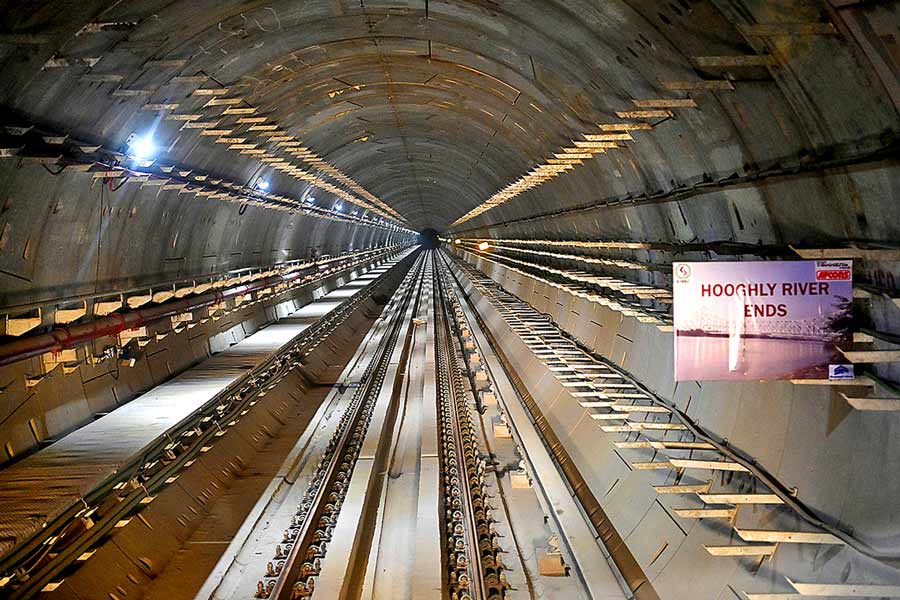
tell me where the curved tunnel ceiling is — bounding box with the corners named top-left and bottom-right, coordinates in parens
top-left (5, 0), bottom-right (896, 235)
top-left (1, 0), bottom-right (898, 236)
top-left (1, 3), bottom-right (900, 597)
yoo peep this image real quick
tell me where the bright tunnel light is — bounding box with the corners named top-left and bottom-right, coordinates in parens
top-left (256, 179), bottom-right (270, 191)
top-left (128, 134), bottom-right (156, 159)
top-left (478, 241), bottom-right (491, 251)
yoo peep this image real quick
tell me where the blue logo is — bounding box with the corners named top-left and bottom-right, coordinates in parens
top-left (829, 364), bottom-right (855, 380)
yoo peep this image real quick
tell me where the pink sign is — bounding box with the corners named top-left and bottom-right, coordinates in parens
top-left (673, 260), bottom-right (853, 381)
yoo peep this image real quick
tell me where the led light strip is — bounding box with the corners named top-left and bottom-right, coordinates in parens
top-left (449, 128), bottom-right (635, 227)
top-left (113, 159), bottom-right (410, 231)
top-left (458, 239), bottom-right (666, 273)
top-left (32, 58), bottom-right (407, 225)
top-left (455, 245), bottom-right (670, 325)
top-left (460, 237), bottom-right (665, 250)
top-left (450, 91), bottom-right (725, 227)
top-left (457, 241), bottom-right (672, 302)
top-left (164, 89), bottom-right (407, 225)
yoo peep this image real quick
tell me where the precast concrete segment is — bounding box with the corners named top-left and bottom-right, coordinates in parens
top-left (5, 2), bottom-right (898, 234)
top-left (0, 252), bottom-right (412, 571)
top-left (437, 253), bottom-right (628, 600)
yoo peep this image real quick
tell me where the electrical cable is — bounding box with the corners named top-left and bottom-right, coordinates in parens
top-left (108, 176), bottom-right (128, 192)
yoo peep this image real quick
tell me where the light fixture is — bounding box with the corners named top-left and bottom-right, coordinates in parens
top-left (574, 139), bottom-right (622, 148)
top-left (450, 101), bottom-right (704, 226)
top-left (598, 123), bottom-right (653, 132)
top-left (478, 241), bottom-right (491, 251)
top-left (256, 179), bottom-right (270, 191)
top-left (128, 133), bottom-right (156, 159)
top-left (584, 133), bottom-right (633, 142)
top-left (334, 202), bottom-right (343, 212)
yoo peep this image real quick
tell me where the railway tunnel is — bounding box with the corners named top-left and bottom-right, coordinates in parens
top-left (0, 1), bottom-right (899, 599)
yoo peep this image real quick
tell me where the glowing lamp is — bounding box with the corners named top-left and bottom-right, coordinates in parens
top-left (128, 134), bottom-right (156, 159)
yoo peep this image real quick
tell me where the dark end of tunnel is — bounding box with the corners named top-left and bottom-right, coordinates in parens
top-left (418, 228), bottom-right (442, 249)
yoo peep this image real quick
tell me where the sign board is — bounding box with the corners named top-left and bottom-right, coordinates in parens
top-left (673, 260), bottom-right (853, 381)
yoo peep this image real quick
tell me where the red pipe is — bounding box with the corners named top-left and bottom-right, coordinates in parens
top-left (0, 252), bottom-right (390, 368)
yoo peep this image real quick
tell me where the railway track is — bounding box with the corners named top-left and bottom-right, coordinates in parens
top-left (7, 248), bottom-right (627, 600)
top-left (252, 252), bottom-right (428, 599)
top-left (434, 261), bottom-right (508, 600)
top-left (89, 247), bottom-right (631, 600)
top-left (0, 251), bottom-right (414, 600)
top-left (241, 249), bottom-right (516, 600)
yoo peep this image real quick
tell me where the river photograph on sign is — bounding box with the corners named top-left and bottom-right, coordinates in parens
top-left (673, 260), bottom-right (854, 381)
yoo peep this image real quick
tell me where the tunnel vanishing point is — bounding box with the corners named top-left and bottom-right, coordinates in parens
top-left (0, 2), bottom-right (899, 600)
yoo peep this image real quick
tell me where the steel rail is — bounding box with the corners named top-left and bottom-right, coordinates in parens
top-left (264, 252), bottom-right (427, 600)
top-left (435, 303), bottom-right (485, 600)
top-left (434, 260), bottom-right (507, 600)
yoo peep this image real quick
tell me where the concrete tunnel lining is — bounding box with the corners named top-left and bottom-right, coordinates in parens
top-left (0, 1), bottom-right (899, 599)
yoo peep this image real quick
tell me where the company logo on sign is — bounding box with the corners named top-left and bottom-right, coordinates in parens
top-left (675, 263), bottom-right (692, 282)
top-left (829, 364), bottom-right (855, 380)
top-left (815, 260), bottom-right (852, 281)
top-left (817, 270), bottom-right (851, 281)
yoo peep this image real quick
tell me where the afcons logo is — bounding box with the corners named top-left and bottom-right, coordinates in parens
top-left (815, 259), bottom-right (852, 282)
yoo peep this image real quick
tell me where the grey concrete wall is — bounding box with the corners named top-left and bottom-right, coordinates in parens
top-left (452, 1), bottom-right (900, 237)
top-left (0, 254), bottom-right (396, 466)
top-left (453, 249), bottom-right (900, 598)
top-left (0, 162), bottom-right (401, 309)
top-left (2, 2), bottom-right (897, 233)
